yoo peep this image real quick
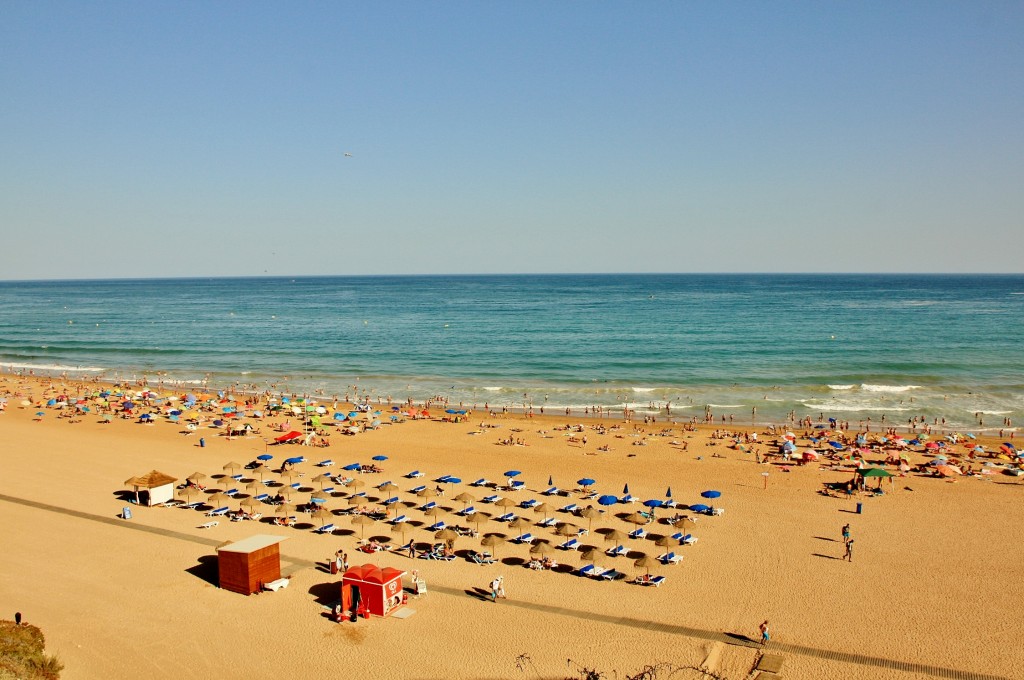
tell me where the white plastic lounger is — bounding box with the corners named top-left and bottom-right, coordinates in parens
top-left (559, 538), bottom-right (580, 550)
top-left (314, 523), bottom-right (336, 534)
top-left (198, 521), bottom-right (218, 529)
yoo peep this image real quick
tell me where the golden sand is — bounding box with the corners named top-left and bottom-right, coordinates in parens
top-left (1, 376), bottom-right (1022, 680)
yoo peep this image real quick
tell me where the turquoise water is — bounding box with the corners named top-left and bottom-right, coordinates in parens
top-left (0, 274), bottom-right (1022, 429)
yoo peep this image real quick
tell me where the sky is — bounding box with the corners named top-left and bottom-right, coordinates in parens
top-left (2, 1), bottom-right (1023, 279)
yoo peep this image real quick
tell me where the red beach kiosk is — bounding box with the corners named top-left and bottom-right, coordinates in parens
top-left (341, 564), bottom-right (406, 618)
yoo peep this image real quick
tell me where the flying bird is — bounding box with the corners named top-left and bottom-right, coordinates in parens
top-left (344, 152), bottom-right (353, 157)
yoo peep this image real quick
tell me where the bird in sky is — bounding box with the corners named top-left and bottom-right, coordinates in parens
top-left (344, 152), bottom-right (353, 157)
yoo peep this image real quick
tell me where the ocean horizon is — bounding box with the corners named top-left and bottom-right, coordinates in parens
top-left (1, 273), bottom-right (1021, 431)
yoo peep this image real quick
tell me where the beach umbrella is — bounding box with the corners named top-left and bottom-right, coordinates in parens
top-left (689, 504), bottom-right (711, 514)
top-left (673, 517), bottom-right (696, 530)
top-left (279, 470), bottom-right (299, 484)
top-left (257, 454), bottom-right (274, 461)
top-left (634, 554), bottom-right (660, 576)
top-left (244, 481), bottom-right (261, 494)
top-left (504, 470), bottom-right (521, 478)
top-left (495, 497), bottom-right (517, 509)
top-left (435, 527), bottom-right (459, 541)
top-left (275, 501), bottom-right (297, 516)
top-left (176, 486), bottom-right (200, 502)
top-left (372, 455), bottom-right (388, 462)
top-left (642, 499), bottom-right (663, 520)
top-left (529, 542), bottom-right (555, 557)
top-left (580, 548), bottom-right (607, 566)
top-left (602, 528), bottom-right (628, 544)
top-left (444, 477), bottom-right (462, 486)
top-left (423, 506), bottom-right (445, 518)
top-left (623, 512), bottom-right (648, 528)
top-left (312, 506), bottom-right (333, 525)
top-left (597, 494), bottom-right (619, 507)
top-left (936, 464), bottom-right (962, 477)
top-left (309, 494), bottom-right (328, 505)
top-left (701, 490), bottom-right (721, 499)
top-left (508, 517), bottom-right (531, 537)
top-left (665, 486), bottom-right (673, 499)
top-left (240, 497), bottom-right (261, 510)
top-left (466, 512), bottom-right (489, 532)
top-left (555, 522), bottom-right (580, 537)
top-left (533, 502), bottom-right (553, 524)
top-left (579, 506), bottom-right (601, 533)
top-left (417, 487), bottom-right (438, 499)
top-left (351, 514), bottom-right (374, 537)
top-left (346, 494), bottom-right (364, 506)
top-left (656, 535), bottom-right (680, 548)
top-left (379, 482), bottom-right (399, 493)
top-left (548, 475), bottom-right (554, 486)
top-left (480, 534), bottom-right (505, 557)
top-left (222, 461), bottom-right (243, 474)
top-left (454, 492), bottom-right (476, 512)
top-left (577, 478), bottom-right (596, 489)
top-left (312, 473), bottom-right (332, 488)
top-left (389, 521), bottom-right (410, 543)
top-left (186, 472), bottom-right (208, 483)
top-left (622, 483), bottom-right (630, 495)
top-left (251, 464), bottom-right (270, 482)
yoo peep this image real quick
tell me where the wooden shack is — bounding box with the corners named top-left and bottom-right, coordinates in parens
top-left (123, 470), bottom-right (177, 506)
top-left (217, 535), bottom-right (288, 595)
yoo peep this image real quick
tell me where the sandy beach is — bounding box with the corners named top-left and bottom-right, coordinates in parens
top-left (1, 375), bottom-right (1022, 680)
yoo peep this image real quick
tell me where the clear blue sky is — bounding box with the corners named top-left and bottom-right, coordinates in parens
top-left (2, 2), bottom-right (1022, 279)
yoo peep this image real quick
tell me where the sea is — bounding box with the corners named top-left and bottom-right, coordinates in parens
top-left (0, 274), bottom-right (1021, 431)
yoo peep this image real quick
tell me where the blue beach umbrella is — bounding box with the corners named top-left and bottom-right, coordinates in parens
top-left (828, 441), bottom-right (844, 449)
top-left (333, 412), bottom-right (346, 420)
top-left (257, 454), bottom-right (274, 461)
top-left (139, 413), bottom-right (154, 421)
top-left (343, 463), bottom-right (362, 471)
top-left (548, 475), bottom-right (554, 486)
top-left (665, 486), bottom-right (673, 498)
top-left (445, 477), bottom-right (462, 485)
top-left (622, 483), bottom-right (630, 494)
top-left (372, 455), bottom-right (388, 461)
top-left (35, 411), bottom-right (45, 417)
top-left (643, 499), bottom-right (664, 509)
top-left (597, 495), bottom-right (619, 506)
top-left (577, 478), bottom-right (596, 488)
top-left (46, 399), bottom-right (56, 406)
top-left (504, 470), bottom-right (522, 478)
top-left (445, 409), bottom-right (457, 414)
top-left (690, 504), bottom-right (711, 513)
top-left (284, 456), bottom-right (304, 465)
top-left (701, 490), bottom-right (721, 499)
top-left (213, 419), bottom-right (225, 427)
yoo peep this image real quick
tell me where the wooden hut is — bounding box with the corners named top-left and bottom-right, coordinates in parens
top-left (217, 535), bottom-right (288, 595)
top-left (123, 470), bottom-right (178, 506)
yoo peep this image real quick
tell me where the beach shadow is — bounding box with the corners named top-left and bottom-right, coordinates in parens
top-left (502, 557), bottom-right (526, 567)
top-left (465, 587), bottom-right (492, 602)
top-left (813, 536), bottom-right (838, 542)
top-left (308, 581), bottom-right (340, 607)
top-left (724, 632), bottom-right (758, 646)
top-left (837, 509), bottom-right (858, 514)
top-left (551, 564), bottom-right (575, 574)
top-left (812, 553), bottom-right (840, 560)
top-left (184, 555), bottom-right (219, 586)
top-left (112, 490), bottom-right (135, 502)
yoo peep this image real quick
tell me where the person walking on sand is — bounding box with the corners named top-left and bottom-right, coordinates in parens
top-left (841, 523), bottom-right (851, 545)
top-left (490, 577), bottom-right (501, 603)
top-left (759, 620), bottom-right (770, 645)
top-left (844, 538), bottom-right (854, 562)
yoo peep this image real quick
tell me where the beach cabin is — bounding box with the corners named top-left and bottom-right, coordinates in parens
top-left (341, 564), bottom-right (406, 618)
top-left (217, 535), bottom-right (288, 595)
top-left (123, 470), bottom-right (178, 506)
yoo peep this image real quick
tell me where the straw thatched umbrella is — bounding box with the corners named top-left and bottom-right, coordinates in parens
top-left (346, 494), bottom-right (364, 506)
top-left (312, 473), bottom-right (332, 488)
top-left (454, 492), bottom-right (476, 513)
top-left (656, 535), bottom-right (680, 548)
top-left (186, 472), bottom-right (208, 483)
top-left (390, 521), bottom-right (410, 544)
top-left (176, 486), bottom-right (199, 502)
top-left (633, 554), bottom-right (660, 577)
top-left (379, 482), bottom-right (400, 494)
top-left (251, 464), bottom-right (269, 482)
top-left (465, 512), bottom-right (490, 533)
top-left (495, 497), bottom-right (517, 509)
top-left (244, 481), bottom-right (261, 494)
top-left (351, 513), bottom-right (374, 538)
top-left (533, 502), bottom-right (553, 524)
top-left (623, 512), bottom-right (648, 527)
top-left (275, 502), bottom-right (297, 516)
top-left (529, 541), bottom-right (555, 557)
top-left (579, 506), bottom-right (601, 534)
top-left (346, 479), bottom-right (366, 491)
top-left (481, 534), bottom-right (505, 557)
top-left (240, 496), bottom-right (261, 510)
top-left (602, 528), bottom-right (628, 544)
top-left (555, 522), bottom-right (580, 537)
top-left (673, 517), bottom-right (696, 531)
top-left (222, 461), bottom-right (242, 474)
top-left (435, 528), bottom-right (459, 543)
top-left (508, 517), bottom-right (531, 539)
top-left (279, 470), bottom-right (299, 484)
top-left (311, 506), bottom-right (333, 525)
top-left (580, 548), bottom-right (607, 567)
top-left (417, 487), bottom-right (438, 500)
top-left (206, 492), bottom-right (229, 509)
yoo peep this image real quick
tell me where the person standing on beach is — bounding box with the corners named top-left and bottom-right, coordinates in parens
top-left (844, 539), bottom-right (854, 562)
top-left (759, 620), bottom-right (770, 645)
top-left (490, 577), bottom-right (501, 602)
top-left (842, 523), bottom-right (851, 545)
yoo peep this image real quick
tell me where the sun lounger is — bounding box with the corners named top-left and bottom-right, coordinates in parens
top-left (511, 533), bottom-right (533, 544)
top-left (180, 501), bottom-right (202, 510)
top-left (224, 488), bottom-right (238, 496)
top-left (520, 498), bottom-right (539, 509)
top-left (496, 512), bottom-right (517, 523)
top-left (458, 505), bottom-right (476, 516)
top-left (579, 490), bottom-right (597, 500)
top-left (419, 501), bottom-right (437, 511)
top-left (254, 493), bottom-right (270, 502)
top-left (207, 506), bottom-right (229, 516)
top-left (636, 574), bottom-right (666, 587)
top-left (376, 480), bottom-right (393, 489)
top-left (471, 478), bottom-right (490, 487)
top-left (541, 486), bottom-right (559, 496)
top-left (560, 502), bottom-right (578, 513)
top-left (314, 523), bottom-right (336, 534)
top-left (538, 517), bottom-right (556, 528)
top-left (390, 514), bottom-right (408, 524)
top-left (600, 569), bottom-right (622, 581)
top-left (410, 485), bottom-right (426, 494)
top-left (288, 482), bottom-right (301, 490)
top-left (559, 538), bottom-right (580, 550)
top-left (620, 494), bottom-right (637, 503)
top-left (317, 459), bottom-right (334, 467)
top-left (658, 552), bottom-right (683, 565)
top-left (509, 480), bottom-right (525, 491)
top-left (713, 508), bottom-right (724, 516)
top-left (264, 578), bottom-right (289, 592)
top-left (426, 520), bottom-right (446, 531)
top-left (230, 474), bottom-right (243, 481)
top-left (606, 544), bottom-right (627, 557)
top-left (198, 521), bottom-right (218, 529)
top-left (471, 551), bottom-right (496, 565)
top-left (578, 564), bottom-right (606, 578)
top-left (321, 487), bottom-right (335, 495)
top-left (406, 470), bottom-right (424, 478)
top-left (628, 527), bottom-right (647, 539)
top-left (161, 499), bottom-right (184, 507)
top-left (482, 494), bottom-right (499, 503)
